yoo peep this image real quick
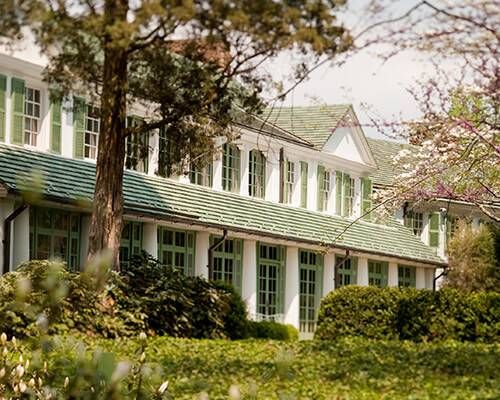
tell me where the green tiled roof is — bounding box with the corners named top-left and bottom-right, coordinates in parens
top-left (367, 137), bottom-right (417, 187)
top-left (0, 144), bottom-right (444, 266)
top-left (263, 105), bottom-right (351, 148)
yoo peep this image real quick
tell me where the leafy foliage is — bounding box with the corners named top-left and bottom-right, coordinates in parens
top-left (444, 221), bottom-right (499, 292)
top-left (247, 321), bottom-right (299, 341)
top-left (316, 286), bottom-right (500, 342)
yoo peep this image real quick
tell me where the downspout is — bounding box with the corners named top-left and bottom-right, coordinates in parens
top-left (207, 229), bottom-right (228, 280)
top-left (333, 249), bottom-right (350, 289)
top-left (433, 267), bottom-right (448, 292)
top-left (2, 203), bottom-right (28, 274)
top-left (278, 147), bottom-right (284, 203)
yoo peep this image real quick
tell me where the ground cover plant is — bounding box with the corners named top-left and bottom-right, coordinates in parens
top-left (10, 335), bottom-right (500, 399)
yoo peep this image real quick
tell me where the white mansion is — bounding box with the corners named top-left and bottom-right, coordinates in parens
top-left (1, 44), bottom-right (483, 337)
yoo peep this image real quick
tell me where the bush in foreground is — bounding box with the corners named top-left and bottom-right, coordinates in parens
top-left (248, 321), bottom-right (299, 341)
top-left (316, 286), bottom-right (500, 342)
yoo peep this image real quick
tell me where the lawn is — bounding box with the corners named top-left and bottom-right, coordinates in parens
top-left (62, 336), bottom-right (500, 399)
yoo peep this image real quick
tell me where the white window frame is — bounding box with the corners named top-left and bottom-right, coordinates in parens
top-left (24, 86), bottom-right (41, 147)
top-left (285, 160), bottom-right (295, 204)
top-left (84, 105), bottom-right (100, 160)
top-left (323, 170), bottom-right (331, 212)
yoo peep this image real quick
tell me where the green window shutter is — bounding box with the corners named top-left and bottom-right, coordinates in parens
top-left (316, 165), bottom-right (325, 211)
top-left (300, 161), bottom-right (308, 208)
top-left (0, 74), bottom-right (6, 142)
top-left (11, 77), bottom-right (25, 145)
top-left (361, 177), bottom-right (373, 221)
top-left (50, 96), bottom-right (62, 153)
top-left (335, 171), bottom-right (342, 215)
top-left (429, 213), bottom-right (440, 248)
top-left (351, 257), bottom-right (358, 285)
top-left (342, 173), bottom-right (350, 217)
top-left (73, 97), bottom-right (86, 158)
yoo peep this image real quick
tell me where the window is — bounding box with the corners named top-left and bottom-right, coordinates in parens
top-left (222, 143), bottom-right (241, 192)
top-left (398, 265), bottom-right (416, 287)
top-left (125, 117), bottom-right (149, 173)
top-left (257, 243), bottom-right (285, 321)
top-left (335, 172), bottom-right (355, 217)
top-left (368, 260), bottom-right (388, 287)
top-left (190, 162), bottom-right (213, 187)
top-left (29, 207), bottom-right (81, 271)
top-left (283, 160), bottom-right (295, 204)
top-left (249, 150), bottom-right (266, 198)
top-left (316, 166), bottom-right (330, 212)
top-left (446, 215), bottom-right (460, 244)
top-left (210, 236), bottom-right (243, 293)
top-left (157, 127), bottom-right (176, 177)
top-left (84, 105), bottom-right (100, 159)
top-left (335, 256), bottom-right (357, 288)
top-left (300, 161), bottom-right (308, 208)
top-left (428, 213), bottom-right (440, 248)
top-left (299, 250), bottom-right (323, 334)
top-left (404, 210), bottom-right (424, 237)
top-left (158, 227), bottom-right (196, 276)
top-left (24, 87), bottom-right (41, 146)
top-left (119, 221), bottom-right (143, 270)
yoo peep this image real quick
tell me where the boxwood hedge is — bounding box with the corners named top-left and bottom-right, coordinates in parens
top-left (316, 286), bottom-right (500, 342)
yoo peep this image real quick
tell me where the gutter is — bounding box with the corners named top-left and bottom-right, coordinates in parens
top-left (2, 203), bottom-right (28, 274)
top-left (207, 229), bottom-right (228, 279)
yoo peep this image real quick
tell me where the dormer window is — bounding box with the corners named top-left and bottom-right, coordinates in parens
top-left (125, 116), bottom-right (149, 173)
top-left (190, 162), bottom-right (213, 187)
top-left (24, 87), bottom-right (41, 146)
top-left (317, 165), bottom-right (330, 212)
top-left (222, 143), bottom-right (241, 193)
top-left (84, 105), bottom-right (100, 159)
top-left (335, 171), bottom-right (355, 217)
top-left (283, 160), bottom-right (295, 204)
top-left (249, 149), bottom-right (266, 198)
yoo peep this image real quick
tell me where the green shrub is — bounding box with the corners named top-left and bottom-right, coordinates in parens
top-left (248, 321), bottom-right (299, 341)
top-left (316, 286), bottom-right (500, 342)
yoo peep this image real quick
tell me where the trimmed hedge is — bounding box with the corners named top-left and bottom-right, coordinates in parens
top-left (316, 286), bottom-right (500, 342)
top-left (248, 321), bottom-right (299, 341)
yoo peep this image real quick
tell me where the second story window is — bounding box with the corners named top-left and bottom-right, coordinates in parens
top-left (344, 176), bottom-right (355, 217)
top-left (404, 210), bottom-right (423, 237)
top-left (317, 165), bottom-right (330, 212)
top-left (283, 160), bottom-right (295, 204)
top-left (222, 143), bottom-right (240, 192)
top-left (190, 161), bottom-right (213, 187)
top-left (249, 149), bottom-right (266, 198)
top-left (24, 87), bottom-right (41, 146)
top-left (335, 172), bottom-right (355, 217)
top-left (84, 105), bottom-right (100, 159)
top-left (125, 117), bottom-right (149, 173)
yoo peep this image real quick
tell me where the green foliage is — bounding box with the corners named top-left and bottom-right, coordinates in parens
top-left (316, 286), bottom-right (500, 342)
top-left (116, 254), bottom-right (249, 339)
top-left (444, 221), bottom-right (499, 292)
top-left (0, 260), bottom-right (143, 339)
top-left (247, 321), bottom-right (299, 341)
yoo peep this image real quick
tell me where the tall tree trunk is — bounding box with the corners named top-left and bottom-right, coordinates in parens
top-left (87, 0), bottom-right (129, 269)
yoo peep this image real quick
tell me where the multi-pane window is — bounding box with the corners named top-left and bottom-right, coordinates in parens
top-left (24, 87), bottom-right (41, 146)
top-left (249, 150), bottom-right (266, 198)
top-left (190, 162), bottom-right (213, 187)
top-left (335, 256), bottom-right (357, 288)
top-left (398, 265), bottom-right (416, 287)
top-left (125, 117), bottom-right (149, 173)
top-left (335, 172), bottom-right (355, 217)
top-left (84, 105), bottom-right (100, 159)
top-left (222, 143), bottom-right (241, 192)
top-left (317, 166), bottom-right (330, 212)
top-left (368, 260), bottom-right (388, 288)
top-left (404, 210), bottom-right (424, 237)
top-left (119, 221), bottom-right (143, 270)
top-left (29, 207), bottom-right (81, 271)
top-left (299, 250), bottom-right (323, 334)
top-left (344, 177), bottom-right (355, 217)
top-left (158, 227), bottom-right (196, 276)
top-left (283, 160), bottom-right (295, 204)
top-left (210, 236), bottom-right (243, 293)
top-left (300, 161), bottom-right (308, 208)
top-left (257, 243), bottom-right (285, 321)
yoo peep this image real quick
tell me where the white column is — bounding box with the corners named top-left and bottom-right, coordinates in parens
top-left (394, 207), bottom-right (405, 225)
top-left (242, 239), bottom-right (257, 317)
top-left (388, 262), bottom-right (399, 287)
top-left (291, 161), bottom-right (301, 207)
top-left (143, 222), bottom-right (158, 258)
top-left (265, 149), bottom-right (280, 203)
top-left (195, 231), bottom-right (210, 279)
top-left (61, 97), bottom-right (73, 159)
top-left (13, 207), bottom-right (30, 269)
top-left (212, 154), bottom-right (223, 191)
top-left (79, 215), bottom-right (91, 270)
top-left (352, 177), bottom-right (362, 219)
top-left (416, 267), bottom-right (426, 289)
top-left (239, 144), bottom-right (250, 197)
top-left (148, 131), bottom-right (159, 176)
top-left (5, 75), bottom-right (11, 144)
top-left (323, 252), bottom-right (335, 295)
top-left (421, 213), bottom-right (430, 245)
top-left (357, 257), bottom-right (369, 286)
top-left (425, 268), bottom-right (435, 290)
top-left (284, 246), bottom-right (299, 328)
top-left (307, 160), bottom-right (318, 212)
top-left (437, 213), bottom-right (446, 258)
top-left (0, 199), bottom-right (14, 274)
